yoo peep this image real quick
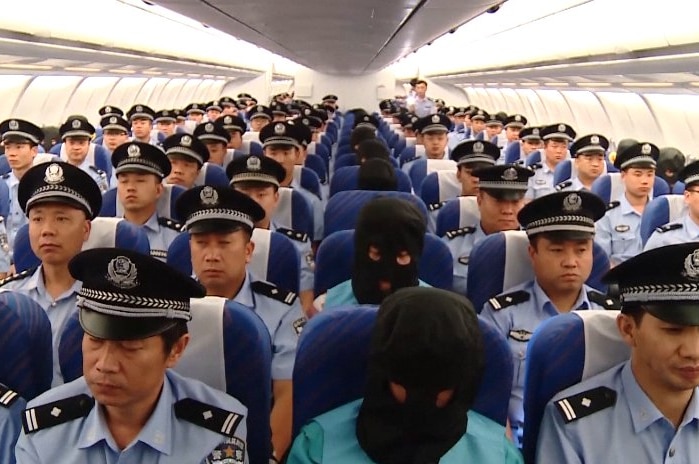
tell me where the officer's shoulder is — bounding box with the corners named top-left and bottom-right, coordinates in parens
top-left (587, 290), bottom-right (620, 310)
top-left (428, 201), bottom-right (446, 212)
top-left (0, 267), bottom-right (36, 288)
top-left (530, 163), bottom-right (543, 170)
top-left (175, 397), bottom-right (245, 437)
top-left (553, 386), bottom-right (617, 424)
top-left (158, 217), bottom-right (183, 232)
top-left (487, 289), bottom-right (531, 311)
top-left (276, 227), bottom-right (309, 243)
top-left (656, 222), bottom-right (682, 234)
top-left (606, 201), bottom-right (621, 211)
top-left (250, 280), bottom-right (297, 305)
top-left (88, 165), bottom-right (105, 175)
top-left (445, 226), bottom-right (476, 240)
top-left (555, 180), bottom-right (573, 191)
top-left (0, 384), bottom-right (21, 408)
top-left (22, 393), bottom-right (94, 434)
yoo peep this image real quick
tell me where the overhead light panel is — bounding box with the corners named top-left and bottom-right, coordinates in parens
top-left (545, 82), bottom-right (569, 87)
top-left (0, 63), bottom-right (53, 70)
top-left (64, 67), bottom-right (101, 72)
top-left (167, 72), bottom-right (184, 76)
top-left (576, 82), bottom-right (612, 87)
top-left (110, 69), bottom-right (136, 74)
top-left (187, 73), bottom-right (201, 78)
top-left (620, 82), bottom-right (673, 88)
top-left (142, 70), bottom-right (162, 75)
top-left (520, 82), bottom-right (540, 86)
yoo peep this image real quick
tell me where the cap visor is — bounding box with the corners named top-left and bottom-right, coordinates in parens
top-left (642, 304), bottom-right (699, 326)
top-left (187, 219), bottom-right (247, 235)
top-left (483, 189), bottom-right (527, 201)
top-left (80, 308), bottom-right (178, 341)
top-left (27, 197), bottom-right (90, 218)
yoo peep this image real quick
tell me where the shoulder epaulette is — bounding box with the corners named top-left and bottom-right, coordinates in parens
top-left (531, 163), bottom-right (543, 170)
top-left (555, 180), bottom-right (573, 191)
top-left (175, 398), bottom-right (244, 437)
top-left (0, 267), bottom-right (35, 287)
top-left (150, 249), bottom-right (168, 260)
top-left (587, 291), bottom-right (620, 310)
top-left (22, 394), bottom-right (94, 434)
top-left (1, 173), bottom-right (9, 180)
top-left (250, 280), bottom-right (297, 305)
top-left (445, 226), bottom-right (476, 240)
top-left (606, 201), bottom-right (620, 211)
top-left (554, 386), bottom-right (616, 424)
top-left (0, 384), bottom-right (20, 408)
top-left (158, 217), bottom-right (183, 232)
top-left (428, 201), bottom-right (446, 212)
top-left (487, 290), bottom-right (530, 311)
top-left (657, 222), bottom-right (682, 234)
top-left (402, 156), bottom-right (418, 165)
top-left (276, 227), bottom-right (309, 243)
top-left (88, 166), bottom-right (105, 176)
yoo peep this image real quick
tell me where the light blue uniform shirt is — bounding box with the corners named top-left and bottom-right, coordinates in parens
top-left (537, 361), bottom-right (699, 464)
top-left (556, 176), bottom-right (588, 192)
top-left (595, 194), bottom-right (644, 265)
top-left (271, 221), bottom-right (314, 293)
top-left (0, 388), bottom-right (25, 464)
top-left (287, 399), bottom-right (523, 464)
top-left (322, 279), bottom-right (430, 311)
top-left (412, 97), bottom-right (437, 118)
top-left (136, 213), bottom-right (181, 262)
top-left (15, 370), bottom-right (249, 464)
top-left (442, 222), bottom-right (487, 296)
top-left (480, 280), bottom-right (600, 447)
top-left (644, 212), bottom-right (699, 251)
top-left (525, 163), bottom-right (556, 200)
top-left (291, 177), bottom-right (324, 241)
top-left (0, 266), bottom-right (81, 387)
top-left (233, 272), bottom-right (305, 380)
top-left (3, 171), bottom-right (24, 250)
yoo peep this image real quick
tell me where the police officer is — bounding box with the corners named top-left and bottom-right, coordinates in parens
top-left (97, 105), bottom-right (123, 119)
top-left (644, 160), bottom-right (699, 250)
top-left (555, 134), bottom-right (609, 192)
top-left (410, 79), bottom-right (436, 117)
top-left (154, 109), bottom-right (177, 139)
top-left (14, 248), bottom-right (249, 463)
top-left (206, 100), bottom-right (223, 122)
top-left (184, 103), bottom-right (206, 133)
top-left (595, 142), bottom-right (659, 266)
top-left (500, 114), bottom-right (528, 163)
top-left (126, 104), bottom-right (158, 145)
top-left (270, 103), bottom-right (288, 122)
top-left (99, 115), bottom-right (130, 154)
top-left (536, 243), bottom-right (699, 463)
top-left (525, 123), bottom-right (576, 200)
top-left (444, 163), bottom-right (532, 296)
top-left (112, 142), bottom-right (180, 262)
top-left (228, 155), bottom-right (315, 315)
top-left (176, 186), bottom-right (305, 457)
top-left (480, 190), bottom-right (611, 447)
top-left (511, 127), bottom-right (543, 164)
top-left (217, 114), bottom-right (247, 155)
top-left (162, 133), bottom-right (210, 189)
top-left (402, 113), bottom-right (452, 174)
top-left (467, 109), bottom-right (488, 141)
top-left (194, 121), bottom-right (230, 167)
top-left (247, 105), bottom-right (273, 133)
top-left (0, 161), bottom-right (102, 386)
top-left (57, 116), bottom-right (110, 192)
top-left (220, 96), bottom-right (238, 116)
top-left (450, 140), bottom-right (500, 197)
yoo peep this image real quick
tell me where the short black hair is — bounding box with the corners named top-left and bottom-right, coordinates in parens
top-left (161, 321), bottom-right (188, 355)
top-left (415, 79), bottom-right (428, 87)
top-left (357, 138), bottom-right (390, 163)
top-left (529, 231), bottom-right (593, 249)
top-left (350, 126), bottom-right (377, 150)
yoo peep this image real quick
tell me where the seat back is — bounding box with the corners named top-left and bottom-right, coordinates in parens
top-left (0, 155), bottom-right (11, 176)
top-left (330, 166), bottom-right (410, 197)
top-left (314, 230), bottom-right (453, 295)
top-left (293, 165), bottom-right (322, 200)
top-left (591, 172), bottom-right (670, 204)
top-left (99, 184), bottom-right (187, 221)
top-left (324, 190), bottom-right (428, 237)
top-left (304, 154), bottom-right (328, 185)
top-left (419, 171), bottom-right (462, 212)
top-left (504, 142), bottom-right (524, 165)
top-left (292, 306), bottom-right (513, 437)
top-left (466, 231), bottom-right (610, 311)
top-left (193, 162), bottom-right (230, 187)
top-left (333, 152), bottom-right (357, 172)
top-left (435, 197), bottom-right (481, 238)
top-left (0, 292), bottom-right (53, 400)
top-left (639, 194), bottom-right (687, 245)
top-left (522, 311), bottom-right (629, 464)
top-left (274, 187), bottom-right (314, 240)
top-left (409, 158), bottom-right (457, 196)
top-left (166, 228), bottom-right (300, 293)
top-left (13, 217), bottom-right (151, 273)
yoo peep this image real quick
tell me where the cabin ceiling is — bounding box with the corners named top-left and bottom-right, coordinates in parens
top-left (152, 0), bottom-right (500, 75)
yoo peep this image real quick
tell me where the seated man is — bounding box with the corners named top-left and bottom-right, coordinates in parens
top-left (526, 124), bottom-right (576, 200)
top-left (315, 197), bottom-right (428, 310)
top-left (288, 287), bottom-right (523, 463)
top-left (481, 190), bottom-right (610, 447)
top-left (402, 114), bottom-right (451, 173)
top-left (358, 158), bottom-right (397, 192)
top-left (176, 186), bottom-right (306, 457)
top-left (57, 116), bottom-right (109, 192)
top-left (162, 133), bottom-right (210, 189)
top-left (451, 140), bottom-right (500, 197)
top-left (444, 164), bottom-right (532, 295)
top-left (193, 120), bottom-right (230, 167)
top-left (555, 134), bottom-right (609, 191)
top-left (645, 159), bottom-right (699, 250)
top-left (99, 115), bottom-right (130, 155)
top-left (15, 249), bottom-right (249, 463)
top-left (537, 243), bottom-right (699, 462)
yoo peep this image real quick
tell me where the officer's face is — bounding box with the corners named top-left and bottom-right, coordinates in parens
top-left (454, 115), bottom-right (466, 125)
top-left (131, 118), bottom-right (152, 139)
top-left (485, 124), bottom-right (501, 138)
top-left (82, 333), bottom-right (189, 410)
top-left (203, 141), bottom-right (227, 165)
top-left (422, 132), bottom-right (448, 158)
top-left (64, 137), bottom-right (90, 164)
top-left (415, 83), bottom-right (427, 97)
top-left (227, 131), bottom-right (243, 150)
top-left (250, 117), bottom-right (270, 132)
top-left (544, 139), bottom-right (568, 165)
top-left (528, 236), bottom-right (593, 294)
top-left (234, 185), bottom-right (279, 224)
top-left (190, 230), bottom-right (253, 297)
top-left (471, 120), bottom-right (485, 133)
top-left (117, 172), bottom-right (163, 211)
top-left (265, 146), bottom-right (299, 182)
top-left (4, 141), bottom-right (37, 172)
top-left (477, 191), bottom-right (524, 234)
top-left (522, 139), bottom-right (543, 155)
top-left (506, 126), bottom-right (521, 142)
top-left (575, 152), bottom-right (605, 181)
top-left (166, 156), bottom-right (200, 189)
top-left (272, 114), bottom-right (287, 122)
top-left (156, 121), bottom-right (175, 137)
top-left (28, 204), bottom-right (90, 265)
top-left (189, 113), bottom-right (204, 124)
top-left (684, 186), bottom-right (699, 219)
top-left (456, 165), bottom-right (480, 196)
top-left (621, 167), bottom-right (655, 198)
top-left (222, 106), bottom-right (237, 116)
top-left (103, 130), bottom-right (129, 152)
top-left (207, 109), bottom-right (222, 121)
top-left (618, 312), bottom-right (699, 393)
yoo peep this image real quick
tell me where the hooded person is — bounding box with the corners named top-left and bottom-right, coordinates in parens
top-left (287, 287), bottom-right (523, 464)
top-left (314, 197), bottom-right (428, 311)
top-left (358, 158), bottom-right (398, 192)
top-left (656, 146), bottom-right (685, 189)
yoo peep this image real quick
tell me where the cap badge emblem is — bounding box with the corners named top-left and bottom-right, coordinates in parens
top-left (136, 105), bottom-right (143, 112)
top-left (274, 123), bottom-right (286, 135)
top-left (71, 119), bottom-right (81, 129)
top-left (532, 128), bottom-right (540, 136)
top-left (515, 115), bottom-right (522, 121)
top-left (558, 124), bottom-right (566, 132)
top-left (590, 135), bottom-right (600, 145)
top-left (683, 249), bottom-right (699, 281)
top-left (247, 156), bottom-right (261, 171)
top-left (563, 193), bottom-right (582, 212)
top-left (432, 115), bottom-right (440, 123)
top-left (304, 108), bottom-right (311, 116)
top-left (473, 141), bottom-right (484, 153)
top-left (224, 116), bottom-right (232, 124)
top-left (302, 118), bottom-right (309, 125)
top-left (106, 256), bottom-right (139, 289)
top-left (109, 116), bottom-right (117, 124)
top-left (127, 144), bottom-right (141, 158)
top-left (257, 106), bottom-right (263, 112)
top-left (199, 186), bottom-right (219, 206)
top-left (180, 135), bottom-right (192, 147)
top-left (502, 167), bottom-right (518, 181)
top-left (205, 123), bottom-right (214, 133)
top-left (105, 106), bottom-right (112, 113)
top-left (44, 163), bottom-right (64, 184)
top-left (641, 143), bottom-right (652, 155)
top-left (8, 120), bottom-right (18, 130)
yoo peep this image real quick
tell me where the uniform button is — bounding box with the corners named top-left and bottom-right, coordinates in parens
top-left (51, 302), bottom-right (57, 307)
top-left (669, 448), bottom-right (675, 458)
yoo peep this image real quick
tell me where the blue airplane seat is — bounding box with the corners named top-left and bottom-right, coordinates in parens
top-left (0, 175), bottom-right (10, 220)
top-left (0, 291), bottom-right (53, 400)
top-left (50, 142), bottom-right (113, 179)
top-left (522, 311), bottom-right (628, 464)
top-left (235, 140), bottom-right (263, 157)
top-left (435, 196), bottom-right (481, 238)
top-left (293, 166), bottom-right (322, 200)
top-left (420, 171), bottom-right (463, 234)
top-left (292, 305), bottom-right (513, 437)
top-left (409, 158), bottom-right (457, 196)
top-left (60, 297), bottom-right (273, 464)
top-left (466, 231), bottom-right (610, 312)
top-left (329, 166), bottom-right (411, 198)
top-left (334, 153), bottom-right (398, 173)
top-left (324, 190), bottom-right (427, 237)
top-left (304, 154), bottom-right (328, 185)
top-left (12, 217), bottom-right (151, 273)
top-left (591, 172), bottom-right (669, 204)
top-left (639, 194), bottom-right (686, 246)
top-left (525, 150), bottom-right (542, 167)
top-left (393, 137), bottom-right (406, 158)
top-left (672, 181), bottom-right (685, 194)
top-left (193, 162), bottom-right (230, 187)
top-left (505, 142), bottom-right (525, 165)
top-left (166, 228), bottom-right (300, 293)
top-left (398, 145), bottom-right (419, 167)
top-left (314, 229), bottom-right (452, 296)
top-left (552, 159), bottom-right (618, 185)
top-left (273, 187), bottom-right (315, 241)
top-left (0, 155), bottom-right (11, 176)
top-left (99, 184), bottom-right (186, 221)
